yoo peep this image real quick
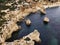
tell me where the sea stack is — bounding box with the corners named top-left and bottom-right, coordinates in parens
top-left (25, 19), bottom-right (31, 26)
top-left (43, 17), bottom-right (49, 23)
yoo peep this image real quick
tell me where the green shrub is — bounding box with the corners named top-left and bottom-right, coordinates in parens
top-left (0, 0), bottom-right (6, 3)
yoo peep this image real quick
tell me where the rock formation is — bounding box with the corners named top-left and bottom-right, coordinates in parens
top-left (25, 19), bottom-right (31, 26)
top-left (40, 8), bottom-right (46, 15)
top-left (1, 30), bottom-right (41, 45)
top-left (0, 21), bottom-right (19, 43)
top-left (43, 17), bottom-right (49, 23)
top-left (23, 29), bottom-right (41, 42)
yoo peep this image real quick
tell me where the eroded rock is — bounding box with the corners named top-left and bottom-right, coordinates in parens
top-left (43, 17), bottom-right (49, 23)
top-left (1, 30), bottom-right (41, 45)
top-left (0, 21), bottom-right (19, 43)
top-left (40, 8), bottom-right (46, 15)
top-left (25, 19), bottom-right (31, 26)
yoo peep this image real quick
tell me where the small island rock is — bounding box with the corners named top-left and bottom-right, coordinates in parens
top-left (25, 19), bottom-right (31, 26)
top-left (43, 17), bottom-right (49, 23)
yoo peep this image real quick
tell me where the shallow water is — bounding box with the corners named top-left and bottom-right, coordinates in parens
top-left (6, 7), bottom-right (60, 45)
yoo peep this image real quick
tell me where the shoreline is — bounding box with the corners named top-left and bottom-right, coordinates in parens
top-left (0, 1), bottom-right (60, 45)
top-left (43, 2), bottom-right (60, 8)
top-left (1, 30), bottom-right (41, 45)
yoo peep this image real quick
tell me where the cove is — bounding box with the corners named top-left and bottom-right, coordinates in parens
top-left (6, 7), bottom-right (60, 45)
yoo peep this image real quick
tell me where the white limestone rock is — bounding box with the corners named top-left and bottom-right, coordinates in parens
top-left (44, 17), bottom-right (49, 23)
top-left (23, 29), bottom-right (41, 42)
top-left (25, 19), bottom-right (31, 26)
top-left (0, 21), bottom-right (19, 43)
top-left (40, 8), bottom-right (46, 15)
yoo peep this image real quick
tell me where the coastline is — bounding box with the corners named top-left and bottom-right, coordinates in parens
top-left (43, 2), bottom-right (60, 8)
top-left (0, 1), bottom-right (60, 45)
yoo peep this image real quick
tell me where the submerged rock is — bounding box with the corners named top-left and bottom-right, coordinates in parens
top-left (43, 17), bottom-right (49, 23)
top-left (2, 30), bottom-right (41, 45)
top-left (18, 26), bottom-right (22, 30)
top-left (25, 19), bottom-right (31, 26)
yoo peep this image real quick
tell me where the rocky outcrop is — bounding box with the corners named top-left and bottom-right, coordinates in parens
top-left (23, 29), bottom-right (41, 42)
top-left (43, 17), bottom-right (49, 23)
top-left (25, 19), bottom-right (31, 26)
top-left (0, 6), bottom-right (32, 44)
top-left (40, 8), bottom-right (46, 15)
top-left (1, 30), bottom-right (41, 45)
top-left (43, 2), bottom-right (60, 8)
top-left (2, 40), bottom-right (34, 45)
top-left (0, 21), bottom-right (19, 43)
